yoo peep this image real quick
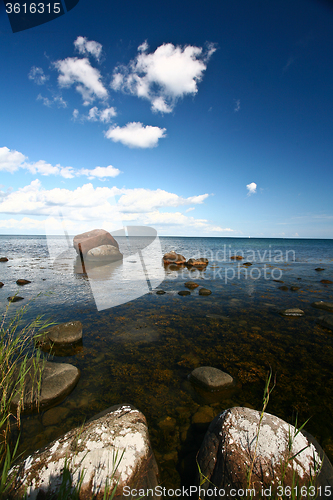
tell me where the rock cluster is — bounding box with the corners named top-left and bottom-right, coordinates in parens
top-left (163, 251), bottom-right (209, 268)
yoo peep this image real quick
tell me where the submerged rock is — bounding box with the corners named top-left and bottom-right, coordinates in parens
top-left (279, 308), bottom-right (304, 317)
top-left (197, 407), bottom-right (332, 498)
top-left (11, 359), bottom-right (80, 412)
top-left (178, 290), bottom-right (191, 296)
top-left (199, 288), bottom-right (212, 296)
top-left (230, 255), bottom-right (243, 260)
top-left (7, 296), bottom-right (24, 302)
top-left (290, 286), bottom-right (300, 291)
top-left (189, 366), bottom-right (233, 391)
top-left (16, 279), bottom-right (31, 285)
top-left (278, 285), bottom-right (289, 291)
top-left (318, 316), bottom-right (333, 331)
top-left (39, 321), bottom-right (83, 345)
top-left (312, 301), bottom-right (333, 313)
top-left (184, 281), bottom-right (199, 289)
top-left (243, 262), bottom-right (252, 266)
top-left (73, 229), bottom-right (119, 256)
top-left (315, 268), bottom-right (325, 271)
top-left (156, 290), bottom-right (166, 295)
top-left (8, 404), bottom-right (159, 500)
top-left (321, 279), bottom-right (333, 284)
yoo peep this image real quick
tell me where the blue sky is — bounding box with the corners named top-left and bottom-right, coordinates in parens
top-left (0, 0), bottom-right (332, 237)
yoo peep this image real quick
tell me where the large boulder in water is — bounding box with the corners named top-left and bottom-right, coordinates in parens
top-left (197, 407), bottom-right (333, 498)
top-left (8, 404), bottom-right (159, 500)
top-left (73, 229), bottom-right (119, 255)
top-left (86, 244), bottom-right (123, 262)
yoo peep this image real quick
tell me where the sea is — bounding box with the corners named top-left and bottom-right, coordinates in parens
top-left (1, 234), bottom-right (333, 491)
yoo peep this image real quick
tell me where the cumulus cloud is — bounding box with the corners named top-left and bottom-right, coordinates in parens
top-left (0, 147), bottom-right (27, 173)
top-left (246, 182), bottom-right (257, 196)
top-left (111, 41), bottom-right (216, 113)
top-left (74, 36), bottom-right (102, 61)
top-left (0, 181), bottom-right (232, 235)
top-left (105, 122), bottom-right (166, 148)
top-left (28, 66), bottom-right (49, 85)
top-left (77, 165), bottom-right (121, 179)
top-left (54, 57), bottom-right (108, 105)
top-left (116, 189), bottom-right (209, 213)
top-left (0, 146), bottom-right (121, 180)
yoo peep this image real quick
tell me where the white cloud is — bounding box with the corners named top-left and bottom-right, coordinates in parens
top-left (54, 57), bottom-right (108, 105)
top-left (111, 41), bottom-right (216, 113)
top-left (185, 207), bottom-right (195, 213)
top-left (27, 160), bottom-right (75, 179)
top-left (28, 66), bottom-right (49, 85)
top-left (116, 189), bottom-right (209, 213)
top-left (86, 106), bottom-right (117, 123)
top-left (77, 165), bottom-right (121, 179)
top-left (246, 182), bottom-right (257, 196)
top-left (74, 36), bottom-right (102, 61)
top-left (0, 182), bottom-right (231, 235)
top-left (234, 99), bottom-right (240, 112)
top-left (0, 147), bottom-right (27, 173)
top-left (0, 146), bottom-right (88, 179)
top-left (37, 94), bottom-right (67, 108)
top-left (105, 122), bottom-right (166, 148)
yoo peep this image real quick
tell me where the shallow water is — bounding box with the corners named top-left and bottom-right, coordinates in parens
top-left (1, 235), bottom-right (333, 492)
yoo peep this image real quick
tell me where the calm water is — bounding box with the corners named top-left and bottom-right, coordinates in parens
top-left (1, 235), bottom-right (333, 491)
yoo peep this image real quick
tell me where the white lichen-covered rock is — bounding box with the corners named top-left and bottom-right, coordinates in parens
top-left (197, 407), bottom-right (333, 499)
top-left (9, 405), bottom-right (159, 499)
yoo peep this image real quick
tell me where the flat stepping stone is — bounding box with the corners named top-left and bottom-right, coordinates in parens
top-left (41, 321), bottom-right (83, 345)
top-left (273, 279), bottom-right (284, 283)
top-left (178, 290), bottom-right (191, 296)
top-left (186, 258), bottom-right (209, 267)
top-left (280, 308), bottom-right (304, 317)
top-left (7, 296), bottom-right (24, 302)
top-left (184, 281), bottom-right (199, 289)
top-left (242, 262), bottom-right (252, 266)
top-left (156, 290), bottom-right (166, 295)
top-left (11, 360), bottom-right (80, 411)
top-left (230, 255), bottom-right (243, 260)
top-left (311, 301), bottom-right (333, 313)
top-left (199, 288), bottom-right (212, 295)
top-left (321, 280), bottom-right (333, 284)
top-left (315, 268), bottom-right (325, 271)
top-left (189, 366), bottom-right (233, 391)
top-left (16, 279), bottom-right (31, 285)
top-left (0, 257), bottom-right (8, 262)
top-left (318, 316), bottom-right (333, 331)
